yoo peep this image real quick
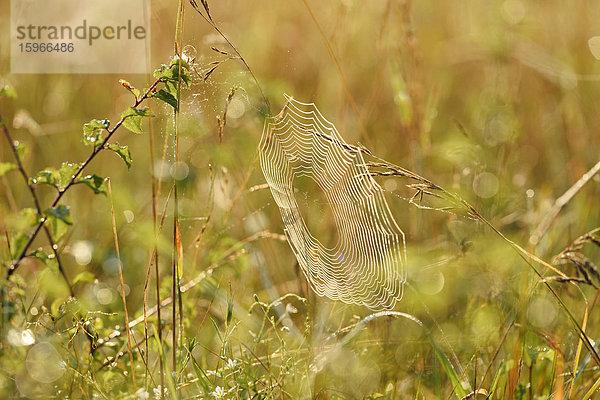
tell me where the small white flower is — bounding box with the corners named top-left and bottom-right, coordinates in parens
top-left (135, 388), bottom-right (150, 400)
top-left (153, 386), bottom-right (165, 400)
top-left (211, 386), bottom-right (226, 399)
top-left (225, 358), bottom-right (237, 370)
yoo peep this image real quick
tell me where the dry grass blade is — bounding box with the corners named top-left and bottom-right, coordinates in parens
top-left (530, 159), bottom-right (600, 246)
top-left (210, 46), bottom-right (229, 55)
top-left (553, 227), bottom-right (600, 288)
top-left (217, 88), bottom-right (236, 143)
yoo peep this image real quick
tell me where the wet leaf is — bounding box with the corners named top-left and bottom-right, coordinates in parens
top-left (107, 143), bottom-right (132, 169)
top-left (73, 271), bottom-right (95, 284)
top-left (83, 119), bottom-right (110, 147)
top-left (121, 107), bottom-right (152, 134)
top-left (44, 205), bottom-right (72, 240)
top-left (78, 174), bottom-right (107, 195)
top-left (58, 162), bottom-right (81, 188)
top-left (29, 169), bottom-right (59, 187)
top-left (154, 89), bottom-right (178, 110)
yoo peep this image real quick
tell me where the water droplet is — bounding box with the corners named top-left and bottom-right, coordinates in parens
top-left (473, 172), bottom-right (499, 198)
top-left (123, 210), bottom-right (134, 223)
top-left (170, 161), bottom-right (189, 180)
top-left (26, 342), bottom-right (65, 383)
top-left (589, 36), bottom-right (600, 60)
top-left (72, 241), bottom-right (93, 266)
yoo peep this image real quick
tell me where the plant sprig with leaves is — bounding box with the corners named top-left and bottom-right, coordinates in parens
top-left (0, 59), bottom-right (191, 290)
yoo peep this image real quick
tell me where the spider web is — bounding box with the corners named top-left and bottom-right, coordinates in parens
top-left (259, 96), bottom-right (407, 310)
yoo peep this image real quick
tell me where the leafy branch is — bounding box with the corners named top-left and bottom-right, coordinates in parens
top-left (1, 59), bottom-right (191, 284)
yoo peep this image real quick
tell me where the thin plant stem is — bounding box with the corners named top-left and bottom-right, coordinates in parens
top-left (107, 178), bottom-right (137, 391)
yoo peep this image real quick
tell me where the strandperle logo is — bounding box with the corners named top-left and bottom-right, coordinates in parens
top-left (11, 0), bottom-right (150, 74)
top-left (15, 20), bottom-right (147, 46)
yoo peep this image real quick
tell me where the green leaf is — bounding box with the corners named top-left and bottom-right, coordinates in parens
top-left (154, 89), bottom-right (178, 110)
top-left (73, 271), bottom-right (95, 284)
top-left (9, 208), bottom-right (40, 258)
top-left (487, 361), bottom-right (504, 398)
top-left (78, 174), bottom-right (107, 195)
top-left (11, 233), bottom-right (30, 259)
top-left (152, 59), bottom-right (191, 111)
top-left (121, 107), bottom-right (152, 134)
top-left (226, 295), bottom-right (233, 327)
top-left (58, 162), bottom-right (81, 188)
top-left (164, 80), bottom-right (178, 98)
top-left (30, 248), bottom-right (50, 262)
top-left (171, 58), bottom-right (192, 87)
top-left (0, 84), bottom-right (17, 99)
top-left (211, 318), bottom-right (223, 342)
top-left (122, 116), bottom-right (142, 134)
top-left (153, 63), bottom-right (174, 81)
top-left (44, 205), bottom-right (72, 225)
top-left (432, 340), bottom-right (469, 398)
top-left (83, 119), bottom-right (110, 147)
top-left (16, 208), bottom-right (40, 230)
top-left (0, 162), bottom-right (16, 178)
top-left (44, 205), bottom-right (72, 240)
top-left (29, 169), bottom-right (59, 187)
top-left (187, 346), bottom-right (211, 392)
top-left (14, 141), bottom-right (28, 161)
top-left (514, 384), bottom-right (526, 400)
top-left (153, 59), bottom-right (191, 87)
top-left (124, 107), bottom-right (152, 118)
top-left (107, 143), bottom-right (132, 169)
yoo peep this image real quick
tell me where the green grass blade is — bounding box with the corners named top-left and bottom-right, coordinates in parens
top-left (432, 341), bottom-right (468, 399)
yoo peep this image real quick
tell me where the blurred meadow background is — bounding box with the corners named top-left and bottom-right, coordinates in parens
top-left (1, 0), bottom-right (600, 398)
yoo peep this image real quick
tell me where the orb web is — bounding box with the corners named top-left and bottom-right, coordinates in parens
top-left (259, 96), bottom-right (407, 310)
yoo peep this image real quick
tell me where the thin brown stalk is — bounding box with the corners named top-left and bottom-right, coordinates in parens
top-left (107, 178), bottom-right (137, 391)
top-left (172, 0), bottom-right (185, 383)
top-left (150, 180), bottom-right (175, 394)
top-left (144, 68), bottom-right (158, 392)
